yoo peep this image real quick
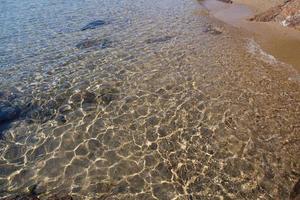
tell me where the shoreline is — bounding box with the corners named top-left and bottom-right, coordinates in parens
top-left (198, 0), bottom-right (300, 74)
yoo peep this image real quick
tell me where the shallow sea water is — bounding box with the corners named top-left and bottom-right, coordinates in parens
top-left (0, 0), bottom-right (299, 199)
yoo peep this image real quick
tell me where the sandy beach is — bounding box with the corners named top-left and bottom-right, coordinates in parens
top-left (199, 0), bottom-right (300, 72)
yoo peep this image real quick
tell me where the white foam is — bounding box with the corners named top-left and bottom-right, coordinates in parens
top-left (246, 38), bottom-right (300, 82)
top-left (246, 38), bottom-right (278, 65)
top-left (281, 15), bottom-right (292, 27)
top-left (281, 19), bottom-right (289, 27)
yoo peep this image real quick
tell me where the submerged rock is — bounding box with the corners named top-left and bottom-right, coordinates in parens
top-left (0, 122), bottom-right (11, 137)
top-left (217, 0), bottom-right (232, 3)
top-left (4, 196), bottom-right (39, 200)
top-left (58, 104), bottom-right (72, 113)
top-left (80, 20), bottom-right (107, 31)
top-left (0, 95), bottom-right (58, 135)
top-left (0, 89), bottom-right (21, 102)
top-left (28, 184), bottom-right (46, 196)
top-left (99, 86), bottom-right (119, 105)
top-left (3, 194), bottom-right (73, 200)
top-left (145, 36), bottom-right (173, 44)
top-left (0, 90), bottom-right (71, 136)
top-left (101, 93), bottom-right (116, 105)
top-left (55, 115), bottom-right (67, 124)
top-left (82, 90), bottom-right (97, 104)
top-left (76, 38), bottom-right (112, 49)
top-left (203, 25), bottom-right (223, 35)
top-left (47, 195), bottom-right (73, 200)
top-left (24, 105), bottom-right (56, 123)
top-left (0, 91), bottom-right (4, 98)
top-left (0, 101), bottom-right (20, 135)
top-left (290, 178), bottom-right (300, 200)
top-left (0, 104), bottom-right (20, 123)
top-left (70, 90), bottom-right (97, 105)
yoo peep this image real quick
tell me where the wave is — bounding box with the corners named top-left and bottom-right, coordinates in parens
top-left (246, 38), bottom-right (278, 65)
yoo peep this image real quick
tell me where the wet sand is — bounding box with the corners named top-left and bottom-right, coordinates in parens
top-left (200, 0), bottom-right (300, 73)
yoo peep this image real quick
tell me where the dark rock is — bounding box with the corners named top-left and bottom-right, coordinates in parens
top-left (100, 86), bottom-right (119, 95)
top-left (157, 125), bottom-right (169, 137)
top-left (25, 106), bottom-right (56, 123)
top-left (0, 91), bottom-right (5, 98)
top-left (203, 25), bottom-right (223, 35)
top-left (54, 94), bottom-right (66, 106)
top-left (70, 90), bottom-right (97, 105)
top-left (176, 163), bottom-right (195, 184)
top-left (290, 178), bottom-right (300, 200)
top-left (146, 115), bottom-right (159, 126)
top-left (112, 181), bottom-right (130, 193)
top-left (0, 90), bottom-right (20, 101)
top-left (101, 93), bottom-right (116, 105)
top-left (152, 183), bottom-right (176, 200)
top-left (80, 20), bottom-right (107, 31)
top-left (4, 144), bottom-right (25, 161)
top-left (28, 184), bottom-right (46, 196)
top-left (58, 104), bottom-right (72, 113)
top-left (3, 194), bottom-right (73, 200)
top-left (0, 121), bottom-right (11, 137)
top-left (70, 93), bottom-right (82, 104)
top-left (0, 164), bottom-right (19, 177)
top-left (188, 176), bottom-right (207, 193)
top-left (128, 175), bottom-right (145, 193)
top-left (223, 159), bottom-right (241, 177)
top-left (76, 38), bottom-right (112, 49)
top-left (0, 104), bottom-right (20, 123)
top-left (200, 127), bottom-right (213, 139)
top-left (6, 196), bottom-right (40, 200)
top-left (149, 142), bottom-right (158, 150)
top-left (86, 64), bottom-right (96, 71)
top-left (99, 86), bottom-right (119, 105)
top-left (47, 194), bottom-right (73, 200)
top-left (217, 0), bottom-right (232, 3)
top-left (82, 90), bottom-right (97, 104)
top-left (45, 100), bottom-right (57, 110)
top-left (0, 91), bottom-right (68, 136)
top-left (154, 162), bottom-right (173, 180)
top-left (56, 115), bottom-right (67, 124)
top-left (146, 129), bottom-right (158, 141)
top-left (145, 36), bottom-right (173, 44)
top-left (20, 100), bottom-right (54, 123)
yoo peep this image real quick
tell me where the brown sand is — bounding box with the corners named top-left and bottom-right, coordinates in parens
top-left (233, 0), bottom-right (285, 12)
top-left (199, 0), bottom-right (300, 72)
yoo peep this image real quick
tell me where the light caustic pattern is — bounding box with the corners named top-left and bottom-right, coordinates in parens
top-left (0, 0), bottom-right (299, 199)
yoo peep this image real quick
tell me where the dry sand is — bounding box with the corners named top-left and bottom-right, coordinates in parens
top-left (233, 0), bottom-right (285, 12)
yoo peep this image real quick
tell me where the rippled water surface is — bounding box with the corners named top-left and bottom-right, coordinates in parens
top-left (0, 0), bottom-right (299, 199)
